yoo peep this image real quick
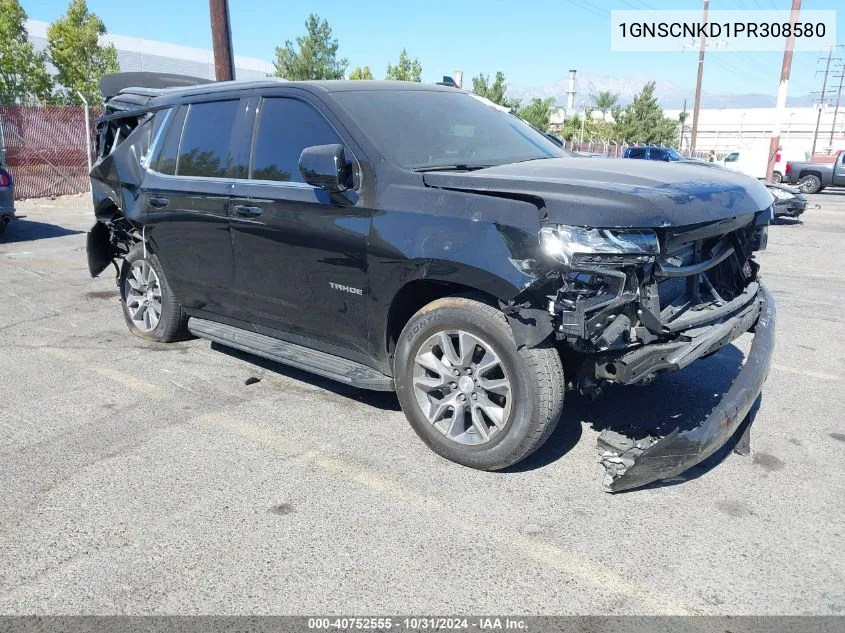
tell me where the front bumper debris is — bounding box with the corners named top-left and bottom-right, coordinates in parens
top-left (774, 197), bottom-right (807, 218)
top-left (598, 283), bottom-right (776, 493)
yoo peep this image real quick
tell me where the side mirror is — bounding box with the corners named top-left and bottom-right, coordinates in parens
top-left (299, 144), bottom-right (349, 192)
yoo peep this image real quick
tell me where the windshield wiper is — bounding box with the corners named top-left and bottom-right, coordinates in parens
top-left (412, 164), bottom-right (497, 172)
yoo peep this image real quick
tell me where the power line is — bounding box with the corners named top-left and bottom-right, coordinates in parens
top-left (829, 68), bottom-right (845, 147)
top-left (563, 0), bottom-right (606, 19)
top-left (811, 46), bottom-right (843, 155)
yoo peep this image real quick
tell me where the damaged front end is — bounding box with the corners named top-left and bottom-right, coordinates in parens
top-left (537, 210), bottom-right (776, 492)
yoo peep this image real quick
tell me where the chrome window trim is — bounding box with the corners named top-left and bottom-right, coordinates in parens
top-left (237, 178), bottom-right (317, 190)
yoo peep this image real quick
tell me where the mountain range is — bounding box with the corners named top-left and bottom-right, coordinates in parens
top-left (505, 71), bottom-right (816, 110)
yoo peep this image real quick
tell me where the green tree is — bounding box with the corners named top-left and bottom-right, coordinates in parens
top-left (348, 65), bottom-right (373, 80)
top-left (471, 71), bottom-right (520, 111)
top-left (517, 97), bottom-right (556, 133)
top-left (612, 82), bottom-right (677, 144)
top-left (385, 49), bottom-right (421, 82)
top-left (47, 0), bottom-right (118, 105)
top-left (273, 14), bottom-right (347, 80)
top-left (0, 0), bottom-right (53, 104)
top-left (591, 90), bottom-right (619, 118)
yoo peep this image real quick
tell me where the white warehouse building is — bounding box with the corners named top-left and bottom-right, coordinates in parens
top-left (664, 106), bottom-right (845, 156)
top-left (25, 20), bottom-right (275, 83)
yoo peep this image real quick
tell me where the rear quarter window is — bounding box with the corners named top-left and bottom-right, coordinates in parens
top-left (153, 106), bottom-right (187, 175)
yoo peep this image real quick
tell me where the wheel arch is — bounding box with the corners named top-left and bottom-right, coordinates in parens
top-left (797, 169), bottom-right (824, 181)
top-left (385, 277), bottom-right (502, 359)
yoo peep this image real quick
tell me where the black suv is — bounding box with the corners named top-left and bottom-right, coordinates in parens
top-left (88, 78), bottom-right (776, 492)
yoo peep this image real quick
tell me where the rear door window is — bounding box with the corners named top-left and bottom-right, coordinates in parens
top-left (627, 147), bottom-right (647, 159)
top-left (177, 100), bottom-right (240, 178)
top-left (248, 98), bottom-right (342, 183)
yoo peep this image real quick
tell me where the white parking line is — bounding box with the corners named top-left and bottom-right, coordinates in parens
top-left (209, 414), bottom-right (697, 615)
top-left (773, 364), bottom-right (843, 382)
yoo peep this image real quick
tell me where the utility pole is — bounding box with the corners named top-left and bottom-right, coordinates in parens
top-left (209, 0), bottom-right (235, 82)
top-left (690, 0), bottom-right (708, 153)
top-left (828, 69), bottom-right (845, 147)
top-left (811, 46), bottom-right (840, 156)
top-left (766, 0), bottom-right (801, 181)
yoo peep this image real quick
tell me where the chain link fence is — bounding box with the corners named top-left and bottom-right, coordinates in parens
top-left (564, 139), bottom-right (719, 161)
top-left (0, 104), bottom-right (99, 200)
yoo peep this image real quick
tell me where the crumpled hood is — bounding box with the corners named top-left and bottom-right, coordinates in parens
top-left (422, 157), bottom-right (773, 228)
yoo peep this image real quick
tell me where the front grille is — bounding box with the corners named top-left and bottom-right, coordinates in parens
top-left (657, 244), bottom-right (695, 308)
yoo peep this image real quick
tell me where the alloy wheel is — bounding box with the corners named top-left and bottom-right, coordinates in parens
top-left (412, 329), bottom-right (513, 445)
top-left (125, 260), bottom-right (162, 332)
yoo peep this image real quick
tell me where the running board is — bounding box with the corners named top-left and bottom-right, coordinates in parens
top-left (188, 318), bottom-right (395, 391)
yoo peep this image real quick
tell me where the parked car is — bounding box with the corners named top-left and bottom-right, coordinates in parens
top-left (88, 78), bottom-right (775, 492)
top-left (623, 146), bottom-right (686, 162)
top-left (785, 150), bottom-right (845, 193)
top-left (0, 166), bottom-right (14, 235)
top-left (766, 182), bottom-right (807, 218)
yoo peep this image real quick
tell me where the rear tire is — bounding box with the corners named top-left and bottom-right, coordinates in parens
top-left (119, 242), bottom-right (190, 342)
top-left (798, 174), bottom-right (822, 194)
top-left (772, 171), bottom-right (783, 184)
top-left (394, 297), bottom-right (564, 471)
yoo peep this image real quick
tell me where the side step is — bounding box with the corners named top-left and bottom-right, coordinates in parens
top-left (188, 318), bottom-right (395, 391)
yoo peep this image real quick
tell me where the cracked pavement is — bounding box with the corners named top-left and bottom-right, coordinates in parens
top-left (0, 192), bottom-right (844, 614)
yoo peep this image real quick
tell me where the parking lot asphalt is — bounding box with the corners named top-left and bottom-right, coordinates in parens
top-left (1, 191), bottom-right (844, 615)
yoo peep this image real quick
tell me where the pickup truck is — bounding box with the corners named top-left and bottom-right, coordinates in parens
top-left (786, 149), bottom-right (845, 193)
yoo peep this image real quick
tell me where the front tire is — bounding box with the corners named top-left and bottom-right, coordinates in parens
top-left (119, 242), bottom-right (189, 342)
top-left (394, 297), bottom-right (564, 470)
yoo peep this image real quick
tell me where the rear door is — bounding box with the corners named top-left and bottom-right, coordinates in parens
top-left (627, 147), bottom-right (647, 160)
top-left (142, 97), bottom-right (248, 315)
top-left (228, 93), bottom-right (371, 355)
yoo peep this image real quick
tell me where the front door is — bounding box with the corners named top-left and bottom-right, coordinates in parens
top-left (228, 95), bottom-right (371, 356)
top-left (834, 152), bottom-right (845, 187)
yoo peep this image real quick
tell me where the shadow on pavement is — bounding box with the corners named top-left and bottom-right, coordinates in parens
top-left (508, 342), bottom-right (757, 487)
top-left (210, 342), bottom-right (402, 412)
top-left (213, 336), bottom-right (759, 489)
top-left (1, 217), bottom-right (83, 243)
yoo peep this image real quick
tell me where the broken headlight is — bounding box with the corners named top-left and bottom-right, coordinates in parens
top-left (539, 225), bottom-right (660, 266)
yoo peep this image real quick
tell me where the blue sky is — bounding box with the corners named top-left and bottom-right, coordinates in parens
top-left (25, 0), bottom-right (843, 97)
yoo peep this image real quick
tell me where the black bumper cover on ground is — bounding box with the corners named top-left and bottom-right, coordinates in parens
top-left (774, 198), bottom-right (807, 217)
top-left (600, 283), bottom-right (776, 493)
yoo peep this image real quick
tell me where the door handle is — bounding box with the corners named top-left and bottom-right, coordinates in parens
top-left (149, 196), bottom-right (169, 209)
top-left (232, 205), bottom-right (263, 218)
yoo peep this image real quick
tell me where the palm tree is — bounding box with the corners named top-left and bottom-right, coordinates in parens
top-left (591, 90), bottom-right (620, 120)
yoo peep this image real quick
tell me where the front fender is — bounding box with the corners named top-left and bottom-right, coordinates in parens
top-left (368, 197), bottom-right (553, 359)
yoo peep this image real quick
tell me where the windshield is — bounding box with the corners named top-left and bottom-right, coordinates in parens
top-left (333, 90), bottom-right (569, 170)
top-left (665, 148), bottom-right (684, 161)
